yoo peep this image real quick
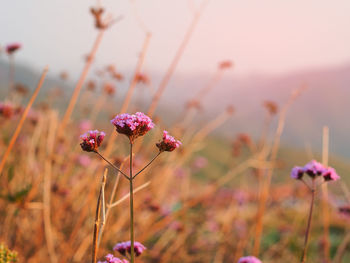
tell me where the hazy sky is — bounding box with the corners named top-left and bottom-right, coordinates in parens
top-left (1, 0), bottom-right (350, 76)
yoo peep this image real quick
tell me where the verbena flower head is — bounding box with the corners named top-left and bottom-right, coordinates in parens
top-left (80, 130), bottom-right (105, 152)
top-left (110, 112), bottom-right (154, 142)
top-left (322, 167), bottom-right (340, 181)
top-left (6, 43), bottom-right (21, 55)
top-left (238, 256), bottom-right (262, 263)
top-left (98, 253), bottom-right (129, 263)
top-left (113, 241), bottom-right (146, 257)
top-left (156, 130), bottom-right (181, 152)
top-left (291, 160), bottom-right (340, 182)
top-left (303, 160), bottom-right (325, 178)
top-left (291, 166), bottom-right (304, 180)
top-left (338, 205), bottom-right (350, 219)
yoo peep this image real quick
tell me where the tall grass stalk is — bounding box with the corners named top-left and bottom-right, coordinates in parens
top-left (104, 33), bottom-right (151, 157)
top-left (0, 66), bottom-right (48, 175)
top-left (59, 30), bottom-right (105, 132)
top-left (253, 87), bottom-right (306, 256)
top-left (147, 0), bottom-right (209, 118)
top-left (321, 126), bottom-right (330, 262)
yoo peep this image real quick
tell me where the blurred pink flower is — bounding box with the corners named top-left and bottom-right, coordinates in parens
top-left (238, 256), bottom-right (262, 263)
top-left (6, 43), bottom-right (21, 55)
top-left (174, 167), bottom-right (187, 178)
top-left (291, 166), bottom-right (304, 180)
top-left (192, 156), bottom-right (208, 171)
top-left (303, 160), bottom-right (325, 178)
top-left (113, 241), bottom-right (146, 257)
top-left (98, 253), bottom-right (129, 263)
top-left (79, 120), bottom-right (92, 132)
top-left (322, 167), bottom-right (340, 181)
top-left (77, 155), bottom-right (92, 167)
top-left (291, 160), bottom-right (340, 182)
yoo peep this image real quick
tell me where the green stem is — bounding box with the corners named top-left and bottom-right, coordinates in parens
top-left (129, 142), bottom-right (135, 263)
top-left (133, 152), bottom-right (161, 179)
top-left (94, 151), bottom-right (129, 180)
top-left (301, 179), bottom-right (316, 263)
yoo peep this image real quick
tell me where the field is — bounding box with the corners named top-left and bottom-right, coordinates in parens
top-left (1, 1), bottom-right (350, 263)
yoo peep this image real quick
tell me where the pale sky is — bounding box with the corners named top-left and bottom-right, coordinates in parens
top-left (1, 0), bottom-right (350, 76)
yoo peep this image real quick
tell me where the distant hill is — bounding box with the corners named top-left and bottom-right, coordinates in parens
top-left (162, 64), bottom-right (350, 158)
top-left (1, 59), bottom-right (349, 158)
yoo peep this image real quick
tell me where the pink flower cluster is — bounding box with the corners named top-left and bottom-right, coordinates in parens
top-left (113, 241), bottom-right (146, 257)
top-left (6, 43), bottom-right (21, 55)
top-left (110, 112), bottom-right (154, 142)
top-left (291, 160), bottom-right (340, 182)
top-left (238, 256), bottom-right (262, 263)
top-left (80, 130), bottom-right (105, 152)
top-left (156, 130), bottom-right (181, 152)
top-left (98, 254), bottom-right (129, 263)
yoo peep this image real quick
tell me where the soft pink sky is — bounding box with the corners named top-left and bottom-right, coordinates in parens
top-left (1, 0), bottom-right (350, 76)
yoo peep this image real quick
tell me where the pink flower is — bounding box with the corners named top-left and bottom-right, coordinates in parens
top-left (98, 254), bottom-right (129, 263)
top-left (6, 43), bottom-right (21, 55)
top-left (77, 155), bottom-right (92, 167)
top-left (110, 112), bottom-right (154, 142)
top-left (80, 130), bottom-right (105, 152)
top-left (113, 241), bottom-right (146, 257)
top-left (291, 160), bottom-right (340, 182)
top-left (192, 156), bottom-right (208, 170)
top-left (291, 166), bottom-right (304, 180)
top-left (303, 160), bottom-right (325, 178)
top-left (238, 256), bottom-right (262, 263)
top-left (156, 130), bottom-right (181, 152)
top-left (79, 120), bottom-right (92, 132)
top-left (322, 167), bottom-right (340, 181)
top-left (338, 205), bottom-right (350, 219)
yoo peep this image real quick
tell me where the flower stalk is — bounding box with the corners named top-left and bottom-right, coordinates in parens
top-left (129, 142), bottom-right (135, 263)
top-left (80, 112), bottom-right (181, 262)
top-left (301, 179), bottom-right (316, 263)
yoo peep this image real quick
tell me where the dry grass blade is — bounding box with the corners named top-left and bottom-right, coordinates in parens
top-left (43, 111), bottom-right (59, 263)
top-left (147, 0), bottom-right (210, 117)
top-left (92, 169), bottom-right (107, 263)
top-left (321, 126), bottom-right (330, 262)
top-left (0, 66), bottom-right (48, 175)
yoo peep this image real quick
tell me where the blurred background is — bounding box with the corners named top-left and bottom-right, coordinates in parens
top-left (1, 1), bottom-right (350, 262)
top-left (1, 0), bottom-right (350, 156)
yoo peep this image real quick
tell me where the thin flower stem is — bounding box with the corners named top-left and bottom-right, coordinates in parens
top-left (133, 152), bottom-right (161, 179)
top-left (94, 151), bottom-right (129, 180)
top-left (108, 181), bottom-right (150, 209)
top-left (129, 142), bottom-right (135, 263)
top-left (301, 179), bottom-right (316, 263)
top-left (301, 179), bottom-right (312, 191)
